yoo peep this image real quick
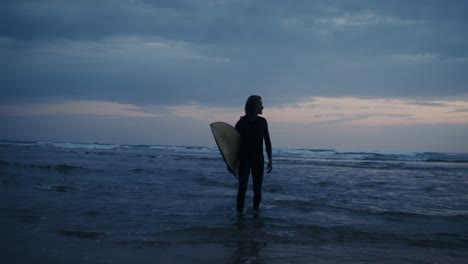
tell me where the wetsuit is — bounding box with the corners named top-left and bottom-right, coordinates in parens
top-left (235, 116), bottom-right (272, 212)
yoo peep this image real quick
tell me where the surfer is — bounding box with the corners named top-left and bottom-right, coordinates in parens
top-left (235, 95), bottom-right (272, 213)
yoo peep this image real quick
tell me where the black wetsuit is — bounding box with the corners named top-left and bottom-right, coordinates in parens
top-left (235, 116), bottom-right (272, 212)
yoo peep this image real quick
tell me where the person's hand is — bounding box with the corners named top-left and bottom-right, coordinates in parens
top-left (267, 160), bottom-right (272, 173)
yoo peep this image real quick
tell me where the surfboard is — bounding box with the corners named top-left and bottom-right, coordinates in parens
top-left (210, 122), bottom-right (240, 178)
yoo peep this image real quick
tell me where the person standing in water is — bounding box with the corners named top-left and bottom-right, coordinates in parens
top-left (235, 95), bottom-right (272, 213)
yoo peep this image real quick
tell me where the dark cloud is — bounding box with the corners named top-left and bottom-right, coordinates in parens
top-left (3, 0), bottom-right (467, 46)
top-left (408, 101), bottom-right (449, 107)
top-left (451, 108), bottom-right (468, 113)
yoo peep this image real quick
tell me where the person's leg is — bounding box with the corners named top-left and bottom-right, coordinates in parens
top-left (252, 159), bottom-right (264, 210)
top-left (237, 159), bottom-right (250, 213)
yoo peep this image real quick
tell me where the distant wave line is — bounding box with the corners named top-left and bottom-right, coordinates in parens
top-left (1, 140), bottom-right (467, 164)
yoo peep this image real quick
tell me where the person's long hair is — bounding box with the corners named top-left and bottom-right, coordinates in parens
top-left (244, 95), bottom-right (261, 116)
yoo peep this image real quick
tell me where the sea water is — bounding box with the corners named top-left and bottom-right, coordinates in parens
top-left (1, 140), bottom-right (467, 263)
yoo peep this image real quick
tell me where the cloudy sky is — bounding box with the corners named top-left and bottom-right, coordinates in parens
top-left (1, 0), bottom-right (467, 152)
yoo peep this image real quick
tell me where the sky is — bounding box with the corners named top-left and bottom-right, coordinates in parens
top-left (1, 0), bottom-right (468, 152)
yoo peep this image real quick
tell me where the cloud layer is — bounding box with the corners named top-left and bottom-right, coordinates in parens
top-left (1, 0), bottom-right (468, 106)
top-left (2, 96), bottom-right (467, 126)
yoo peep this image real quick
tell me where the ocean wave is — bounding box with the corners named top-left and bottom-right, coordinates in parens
top-left (57, 229), bottom-right (107, 239)
top-left (1, 140), bottom-right (123, 150)
top-left (34, 184), bottom-right (76, 192)
top-left (324, 204), bottom-right (468, 222)
top-left (0, 160), bottom-right (84, 173)
top-left (158, 226), bottom-right (239, 242)
top-left (416, 152), bottom-right (468, 163)
top-left (277, 149), bottom-right (468, 164)
top-left (2, 140), bottom-right (468, 164)
top-left (15, 211), bottom-right (44, 223)
top-left (195, 176), bottom-right (236, 188)
top-left (296, 225), bottom-right (468, 248)
top-left (130, 168), bottom-right (156, 174)
top-left (114, 239), bottom-right (172, 247)
top-left (120, 222), bottom-right (468, 249)
top-left (84, 151), bottom-right (118, 156)
top-left (271, 199), bottom-right (320, 213)
top-left (268, 196), bottom-right (468, 222)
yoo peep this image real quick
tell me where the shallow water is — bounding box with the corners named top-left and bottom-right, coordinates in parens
top-left (1, 141), bottom-right (468, 263)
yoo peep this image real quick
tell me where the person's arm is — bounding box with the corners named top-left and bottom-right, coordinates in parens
top-left (264, 119), bottom-right (272, 173)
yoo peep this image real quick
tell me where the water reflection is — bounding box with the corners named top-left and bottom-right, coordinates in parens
top-left (227, 211), bottom-right (267, 264)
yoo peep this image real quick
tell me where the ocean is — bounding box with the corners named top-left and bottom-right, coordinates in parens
top-left (1, 140), bottom-right (468, 263)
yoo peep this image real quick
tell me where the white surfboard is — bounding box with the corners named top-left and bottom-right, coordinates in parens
top-left (210, 122), bottom-right (240, 178)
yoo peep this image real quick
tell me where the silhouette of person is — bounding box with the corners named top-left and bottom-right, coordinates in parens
top-left (235, 95), bottom-right (272, 213)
